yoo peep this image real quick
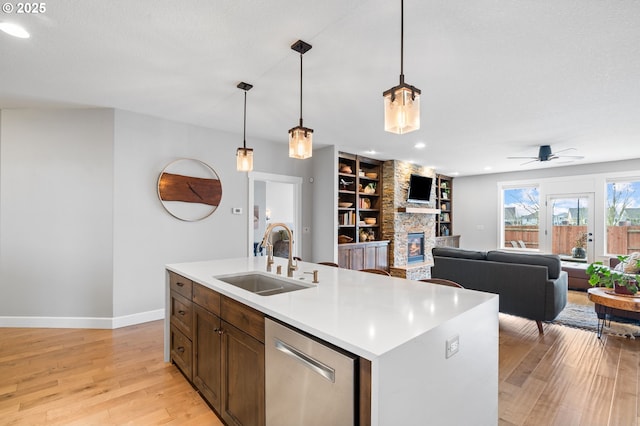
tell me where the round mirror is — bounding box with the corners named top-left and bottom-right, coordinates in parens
top-left (157, 158), bottom-right (222, 221)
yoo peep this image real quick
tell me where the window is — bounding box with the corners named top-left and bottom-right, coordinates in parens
top-left (502, 186), bottom-right (539, 250)
top-left (606, 179), bottom-right (640, 255)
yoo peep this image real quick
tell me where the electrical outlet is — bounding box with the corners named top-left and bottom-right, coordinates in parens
top-left (446, 335), bottom-right (459, 359)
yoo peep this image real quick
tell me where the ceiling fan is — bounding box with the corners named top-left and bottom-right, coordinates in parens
top-left (508, 145), bottom-right (584, 165)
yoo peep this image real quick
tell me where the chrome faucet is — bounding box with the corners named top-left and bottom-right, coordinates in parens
top-left (261, 223), bottom-right (298, 277)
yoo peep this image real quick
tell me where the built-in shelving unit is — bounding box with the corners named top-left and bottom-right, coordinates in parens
top-left (435, 174), bottom-right (460, 247)
top-left (436, 174), bottom-right (453, 237)
top-left (338, 153), bottom-right (383, 244)
top-left (337, 152), bottom-right (390, 270)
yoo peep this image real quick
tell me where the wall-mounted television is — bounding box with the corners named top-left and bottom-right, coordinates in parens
top-left (407, 174), bottom-right (433, 204)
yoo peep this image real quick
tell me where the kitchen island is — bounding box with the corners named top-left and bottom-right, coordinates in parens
top-left (165, 256), bottom-right (499, 426)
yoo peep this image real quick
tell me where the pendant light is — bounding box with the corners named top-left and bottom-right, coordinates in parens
top-left (236, 82), bottom-right (254, 172)
top-left (383, 0), bottom-right (421, 134)
top-left (288, 40), bottom-right (313, 159)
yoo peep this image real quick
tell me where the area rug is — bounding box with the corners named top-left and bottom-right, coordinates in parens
top-left (548, 302), bottom-right (640, 339)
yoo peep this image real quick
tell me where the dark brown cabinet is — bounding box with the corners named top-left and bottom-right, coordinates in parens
top-left (169, 272), bottom-right (194, 381)
top-left (221, 321), bottom-right (265, 426)
top-left (170, 324), bottom-right (193, 380)
top-left (193, 304), bottom-right (222, 412)
top-left (168, 271), bottom-right (265, 426)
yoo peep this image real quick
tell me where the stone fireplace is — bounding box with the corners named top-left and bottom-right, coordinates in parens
top-left (381, 160), bottom-right (437, 280)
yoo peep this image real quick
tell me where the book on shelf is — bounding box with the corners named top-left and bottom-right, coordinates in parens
top-left (339, 211), bottom-right (357, 225)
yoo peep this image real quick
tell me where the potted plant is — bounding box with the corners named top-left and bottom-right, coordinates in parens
top-left (571, 232), bottom-right (587, 259)
top-left (586, 255), bottom-right (640, 295)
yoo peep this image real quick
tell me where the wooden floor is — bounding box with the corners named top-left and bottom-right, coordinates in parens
top-left (0, 322), bottom-right (222, 425)
top-left (1, 303), bottom-right (639, 425)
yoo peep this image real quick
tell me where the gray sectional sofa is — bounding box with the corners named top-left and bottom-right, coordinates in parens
top-left (431, 247), bottom-right (568, 333)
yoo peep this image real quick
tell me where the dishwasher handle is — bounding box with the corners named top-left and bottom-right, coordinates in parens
top-left (274, 338), bottom-right (335, 383)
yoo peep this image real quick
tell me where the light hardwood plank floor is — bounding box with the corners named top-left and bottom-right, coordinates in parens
top-left (0, 322), bottom-right (222, 425)
top-left (500, 291), bottom-right (640, 426)
top-left (1, 301), bottom-right (638, 425)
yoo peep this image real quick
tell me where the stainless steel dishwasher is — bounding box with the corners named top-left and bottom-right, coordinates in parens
top-left (265, 318), bottom-right (357, 426)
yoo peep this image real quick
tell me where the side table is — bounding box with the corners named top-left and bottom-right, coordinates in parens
top-left (587, 287), bottom-right (640, 338)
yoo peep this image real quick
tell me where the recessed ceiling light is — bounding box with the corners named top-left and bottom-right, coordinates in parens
top-left (484, 166), bottom-right (493, 171)
top-left (365, 149), bottom-right (377, 155)
top-left (414, 142), bottom-right (426, 149)
top-left (0, 22), bottom-right (30, 38)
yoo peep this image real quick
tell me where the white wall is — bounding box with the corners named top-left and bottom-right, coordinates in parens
top-left (0, 107), bottom-right (314, 327)
top-left (454, 158), bottom-right (640, 252)
top-left (0, 109), bottom-right (115, 320)
top-left (265, 181), bottom-right (294, 224)
top-left (254, 180), bottom-right (267, 246)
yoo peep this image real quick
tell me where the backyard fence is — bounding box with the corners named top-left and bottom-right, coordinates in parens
top-left (505, 225), bottom-right (640, 255)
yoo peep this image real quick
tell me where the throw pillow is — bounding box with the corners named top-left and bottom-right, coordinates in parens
top-left (623, 252), bottom-right (640, 274)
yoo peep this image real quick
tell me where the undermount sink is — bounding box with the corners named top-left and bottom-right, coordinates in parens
top-left (215, 272), bottom-right (312, 296)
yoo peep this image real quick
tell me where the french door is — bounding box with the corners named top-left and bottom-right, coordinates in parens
top-left (545, 193), bottom-right (595, 263)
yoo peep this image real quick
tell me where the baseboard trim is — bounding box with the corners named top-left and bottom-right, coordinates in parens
top-left (0, 309), bottom-right (165, 329)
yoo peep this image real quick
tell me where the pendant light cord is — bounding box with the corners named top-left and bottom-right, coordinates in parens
top-left (299, 53), bottom-right (304, 126)
top-left (243, 90), bottom-right (247, 149)
top-left (400, 0), bottom-right (404, 83)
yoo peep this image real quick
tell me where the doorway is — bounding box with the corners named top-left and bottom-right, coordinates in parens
top-left (247, 172), bottom-right (302, 259)
top-left (545, 193), bottom-right (595, 263)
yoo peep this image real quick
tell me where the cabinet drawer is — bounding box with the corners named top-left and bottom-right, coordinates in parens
top-left (169, 271), bottom-right (193, 299)
top-left (221, 296), bottom-right (265, 343)
top-left (193, 283), bottom-right (221, 316)
top-left (170, 291), bottom-right (193, 337)
top-left (170, 325), bottom-right (193, 380)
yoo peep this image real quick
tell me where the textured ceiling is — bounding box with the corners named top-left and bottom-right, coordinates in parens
top-left (1, 0), bottom-right (639, 176)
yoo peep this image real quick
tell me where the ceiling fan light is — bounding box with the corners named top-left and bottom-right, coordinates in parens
top-left (383, 83), bottom-right (421, 134)
top-left (288, 125), bottom-right (313, 159)
top-left (236, 147), bottom-right (254, 172)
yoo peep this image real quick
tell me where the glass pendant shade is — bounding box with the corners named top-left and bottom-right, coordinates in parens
top-left (383, 83), bottom-right (421, 134)
top-left (236, 147), bottom-right (253, 172)
top-left (288, 125), bottom-right (313, 159)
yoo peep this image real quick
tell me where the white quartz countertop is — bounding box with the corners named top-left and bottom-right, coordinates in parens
top-left (166, 256), bottom-right (497, 360)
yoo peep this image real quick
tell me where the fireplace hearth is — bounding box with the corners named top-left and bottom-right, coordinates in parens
top-left (407, 233), bottom-right (425, 264)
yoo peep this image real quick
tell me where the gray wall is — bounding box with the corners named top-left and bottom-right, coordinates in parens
top-left (311, 145), bottom-right (337, 263)
top-left (0, 107), bottom-right (312, 327)
top-left (1, 109), bottom-right (115, 319)
top-left (454, 158), bottom-right (640, 252)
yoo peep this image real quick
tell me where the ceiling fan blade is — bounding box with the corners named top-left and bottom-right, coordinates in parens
top-left (507, 156), bottom-right (538, 160)
top-left (557, 155), bottom-right (584, 159)
top-left (520, 159), bottom-right (540, 165)
top-left (553, 147), bottom-right (577, 155)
